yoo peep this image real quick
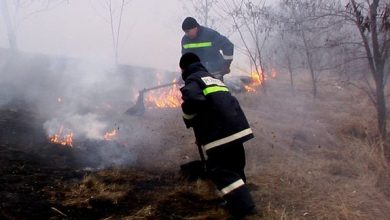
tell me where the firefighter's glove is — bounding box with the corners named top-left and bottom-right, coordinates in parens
top-left (180, 160), bottom-right (207, 181)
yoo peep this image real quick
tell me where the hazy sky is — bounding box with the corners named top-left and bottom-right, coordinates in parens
top-left (0, 0), bottom-right (187, 70)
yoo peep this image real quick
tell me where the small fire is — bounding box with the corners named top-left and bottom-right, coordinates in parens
top-left (104, 128), bottom-right (118, 140)
top-left (244, 71), bottom-right (264, 92)
top-left (49, 125), bottom-right (73, 147)
top-left (145, 80), bottom-right (182, 108)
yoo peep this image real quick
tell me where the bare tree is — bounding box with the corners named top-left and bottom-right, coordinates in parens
top-left (0, 0), bottom-right (68, 51)
top-left (92, 0), bottom-right (131, 64)
top-left (0, 0), bottom-right (16, 50)
top-left (181, 0), bottom-right (219, 28)
top-left (275, 0), bottom-right (390, 148)
top-left (272, 31), bottom-right (302, 92)
top-left (345, 0), bottom-right (390, 140)
top-left (277, 0), bottom-right (343, 97)
top-left (219, 0), bottom-right (273, 94)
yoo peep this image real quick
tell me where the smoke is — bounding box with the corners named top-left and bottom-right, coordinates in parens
top-left (43, 113), bottom-right (107, 140)
top-left (0, 1), bottom-right (201, 170)
top-left (0, 50), bottom-right (177, 168)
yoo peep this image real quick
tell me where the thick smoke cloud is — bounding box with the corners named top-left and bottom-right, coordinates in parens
top-left (0, 51), bottom-right (177, 168)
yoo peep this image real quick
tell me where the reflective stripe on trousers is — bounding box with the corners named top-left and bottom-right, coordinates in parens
top-left (202, 128), bottom-right (253, 152)
top-left (221, 179), bottom-right (245, 195)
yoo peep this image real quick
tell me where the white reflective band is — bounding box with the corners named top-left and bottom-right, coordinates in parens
top-left (203, 128), bottom-right (253, 151)
top-left (223, 55), bottom-right (234, 60)
top-left (183, 113), bottom-right (196, 120)
top-left (221, 179), bottom-right (245, 195)
top-left (201, 76), bottom-right (226, 87)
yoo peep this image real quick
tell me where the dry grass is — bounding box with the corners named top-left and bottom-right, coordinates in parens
top-left (41, 73), bottom-right (390, 219)
top-left (239, 73), bottom-right (390, 219)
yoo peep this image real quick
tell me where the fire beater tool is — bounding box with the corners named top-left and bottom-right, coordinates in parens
top-left (125, 72), bottom-right (223, 116)
top-left (125, 81), bottom-right (181, 116)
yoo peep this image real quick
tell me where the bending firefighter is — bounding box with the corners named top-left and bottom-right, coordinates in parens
top-left (179, 52), bottom-right (256, 219)
top-left (181, 17), bottom-right (234, 81)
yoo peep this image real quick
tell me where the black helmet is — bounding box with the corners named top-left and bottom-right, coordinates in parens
top-left (182, 17), bottom-right (199, 31)
top-left (179, 52), bottom-right (200, 70)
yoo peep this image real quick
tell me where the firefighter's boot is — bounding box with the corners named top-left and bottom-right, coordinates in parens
top-left (224, 185), bottom-right (256, 219)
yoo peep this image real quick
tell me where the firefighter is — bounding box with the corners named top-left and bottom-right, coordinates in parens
top-left (181, 17), bottom-right (234, 81)
top-left (179, 52), bottom-right (256, 219)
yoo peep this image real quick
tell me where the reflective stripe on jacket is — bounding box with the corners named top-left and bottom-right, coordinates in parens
top-left (180, 62), bottom-right (253, 151)
top-left (181, 26), bottom-right (234, 73)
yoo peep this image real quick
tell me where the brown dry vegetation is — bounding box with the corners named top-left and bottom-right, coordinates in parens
top-left (1, 72), bottom-right (390, 219)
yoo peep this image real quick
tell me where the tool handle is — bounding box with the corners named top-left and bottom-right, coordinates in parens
top-left (140, 71), bottom-right (222, 93)
top-left (196, 143), bottom-right (206, 163)
top-left (141, 82), bottom-right (180, 93)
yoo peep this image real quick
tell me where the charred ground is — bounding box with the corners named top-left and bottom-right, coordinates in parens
top-left (0, 97), bottom-right (233, 219)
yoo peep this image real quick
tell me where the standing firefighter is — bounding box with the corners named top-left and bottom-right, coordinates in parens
top-left (181, 17), bottom-right (233, 81)
top-left (179, 52), bottom-right (256, 219)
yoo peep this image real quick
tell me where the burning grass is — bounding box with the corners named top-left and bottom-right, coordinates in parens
top-left (1, 72), bottom-right (390, 219)
top-left (145, 81), bottom-right (182, 109)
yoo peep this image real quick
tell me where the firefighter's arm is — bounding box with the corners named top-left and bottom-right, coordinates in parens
top-left (213, 32), bottom-right (234, 73)
top-left (180, 81), bottom-right (206, 128)
top-left (181, 37), bottom-right (187, 55)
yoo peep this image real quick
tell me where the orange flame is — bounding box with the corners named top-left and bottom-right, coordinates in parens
top-left (145, 80), bottom-right (182, 108)
top-left (104, 128), bottom-right (118, 140)
top-left (243, 68), bottom-right (278, 92)
top-left (244, 71), bottom-right (264, 92)
top-left (49, 125), bottom-right (73, 147)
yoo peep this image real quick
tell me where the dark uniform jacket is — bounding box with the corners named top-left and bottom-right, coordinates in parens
top-left (181, 26), bottom-right (234, 74)
top-left (180, 62), bottom-right (253, 152)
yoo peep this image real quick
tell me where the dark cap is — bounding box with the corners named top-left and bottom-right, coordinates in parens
top-left (182, 17), bottom-right (199, 31)
top-left (180, 53), bottom-right (200, 70)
